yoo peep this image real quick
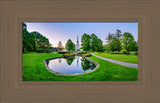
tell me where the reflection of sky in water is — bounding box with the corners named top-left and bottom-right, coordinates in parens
top-left (47, 56), bottom-right (95, 74)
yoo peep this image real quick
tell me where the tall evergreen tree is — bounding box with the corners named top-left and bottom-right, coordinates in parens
top-left (115, 29), bottom-right (122, 39)
top-left (106, 32), bottom-right (114, 43)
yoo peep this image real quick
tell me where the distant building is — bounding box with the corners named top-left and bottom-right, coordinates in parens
top-left (52, 48), bottom-right (57, 51)
top-left (75, 36), bottom-right (80, 51)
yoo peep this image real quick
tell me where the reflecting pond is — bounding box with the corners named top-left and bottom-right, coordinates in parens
top-left (46, 56), bottom-right (96, 74)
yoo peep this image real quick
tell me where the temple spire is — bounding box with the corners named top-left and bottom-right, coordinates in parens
top-left (77, 36), bottom-right (79, 44)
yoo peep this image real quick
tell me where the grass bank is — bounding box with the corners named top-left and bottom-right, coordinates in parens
top-left (23, 52), bottom-right (138, 81)
top-left (94, 52), bottom-right (138, 64)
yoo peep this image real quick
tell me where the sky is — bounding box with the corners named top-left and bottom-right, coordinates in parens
top-left (25, 22), bottom-right (138, 47)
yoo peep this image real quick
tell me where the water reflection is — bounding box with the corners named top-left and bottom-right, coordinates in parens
top-left (58, 58), bottom-right (62, 63)
top-left (66, 56), bottom-right (75, 65)
top-left (47, 56), bottom-right (96, 74)
top-left (46, 60), bottom-right (49, 65)
top-left (81, 57), bottom-right (95, 71)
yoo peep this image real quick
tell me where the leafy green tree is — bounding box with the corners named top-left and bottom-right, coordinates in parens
top-left (32, 31), bottom-right (50, 49)
top-left (81, 33), bottom-right (91, 51)
top-left (109, 37), bottom-right (122, 51)
top-left (30, 32), bottom-right (38, 51)
top-left (128, 41), bottom-right (138, 51)
top-left (22, 23), bottom-right (51, 52)
top-left (122, 32), bottom-right (134, 51)
top-left (96, 38), bottom-right (104, 52)
top-left (103, 44), bottom-right (111, 52)
top-left (22, 26), bottom-right (35, 51)
top-left (90, 33), bottom-right (98, 51)
top-left (65, 39), bottom-right (75, 51)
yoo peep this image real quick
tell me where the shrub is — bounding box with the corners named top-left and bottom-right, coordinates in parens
top-left (134, 51), bottom-right (138, 55)
top-left (79, 51), bottom-right (86, 54)
top-left (113, 51), bottom-right (119, 53)
top-left (63, 53), bottom-right (73, 57)
top-left (105, 51), bottom-right (109, 53)
top-left (109, 51), bottom-right (114, 54)
top-left (58, 51), bottom-right (68, 54)
top-left (85, 54), bottom-right (92, 57)
top-left (120, 49), bottom-right (129, 54)
top-left (37, 49), bottom-right (52, 53)
top-left (45, 49), bottom-right (52, 53)
top-left (37, 49), bottom-right (44, 53)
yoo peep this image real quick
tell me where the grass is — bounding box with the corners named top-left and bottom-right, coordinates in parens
top-left (94, 52), bottom-right (138, 64)
top-left (23, 52), bottom-right (138, 81)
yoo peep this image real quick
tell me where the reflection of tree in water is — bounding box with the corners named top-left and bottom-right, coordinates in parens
top-left (46, 60), bottom-right (49, 65)
top-left (58, 58), bottom-right (62, 63)
top-left (66, 56), bottom-right (75, 65)
top-left (81, 57), bottom-right (95, 71)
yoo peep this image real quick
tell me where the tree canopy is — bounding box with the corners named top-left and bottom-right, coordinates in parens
top-left (104, 30), bottom-right (138, 52)
top-left (81, 33), bottom-right (91, 51)
top-left (109, 37), bottom-right (122, 51)
top-left (22, 23), bottom-right (50, 52)
top-left (81, 33), bottom-right (103, 52)
top-left (65, 39), bottom-right (75, 51)
top-left (121, 32), bottom-right (135, 51)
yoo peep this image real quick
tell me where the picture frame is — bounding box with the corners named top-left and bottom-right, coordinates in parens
top-left (0, 0), bottom-right (160, 102)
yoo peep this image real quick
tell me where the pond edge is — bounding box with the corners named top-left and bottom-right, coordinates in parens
top-left (44, 55), bottom-right (99, 75)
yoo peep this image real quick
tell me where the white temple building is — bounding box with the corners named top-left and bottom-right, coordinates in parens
top-left (75, 36), bottom-right (80, 51)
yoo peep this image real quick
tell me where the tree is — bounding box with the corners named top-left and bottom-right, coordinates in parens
top-left (22, 25), bottom-right (36, 51)
top-left (96, 38), bottom-right (104, 52)
top-left (58, 41), bottom-right (62, 48)
top-left (58, 41), bottom-right (63, 50)
top-left (81, 33), bottom-right (91, 51)
top-left (115, 29), bottom-right (122, 39)
top-left (128, 41), bottom-right (138, 51)
top-left (30, 32), bottom-right (38, 51)
top-left (33, 31), bottom-right (50, 49)
top-left (121, 32), bottom-right (134, 51)
top-left (65, 39), bottom-right (75, 51)
top-left (22, 22), bottom-right (27, 31)
top-left (90, 33), bottom-right (98, 51)
top-left (106, 32), bottom-right (114, 43)
top-left (22, 23), bottom-right (51, 52)
top-left (109, 37), bottom-right (122, 51)
top-left (103, 44), bottom-right (110, 52)
top-left (49, 43), bottom-right (52, 47)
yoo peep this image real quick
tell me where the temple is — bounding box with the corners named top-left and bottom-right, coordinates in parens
top-left (75, 36), bottom-right (80, 51)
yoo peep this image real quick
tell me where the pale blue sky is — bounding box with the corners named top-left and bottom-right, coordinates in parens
top-left (25, 22), bottom-right (138, 47)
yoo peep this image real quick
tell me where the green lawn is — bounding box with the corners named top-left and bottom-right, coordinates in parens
top-left (94, 52), bottom-right (138, 64)
top-left (23, 52), bottom-right (138, 81)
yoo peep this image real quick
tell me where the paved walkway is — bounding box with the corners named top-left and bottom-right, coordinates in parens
top-left (92, 54), bottom-right (138, 68)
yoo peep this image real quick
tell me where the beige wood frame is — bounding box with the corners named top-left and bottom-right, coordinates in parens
top-left (0, 0), bottom-right (160, 103)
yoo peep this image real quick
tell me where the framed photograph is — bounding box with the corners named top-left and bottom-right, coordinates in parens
top-left (22, 22), bottom-right (138, 81)
top-left (1, 0), bottom-right (160, 103)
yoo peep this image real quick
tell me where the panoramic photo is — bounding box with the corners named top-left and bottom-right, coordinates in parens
top-left (22, 22), bottom-right (138, 81)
